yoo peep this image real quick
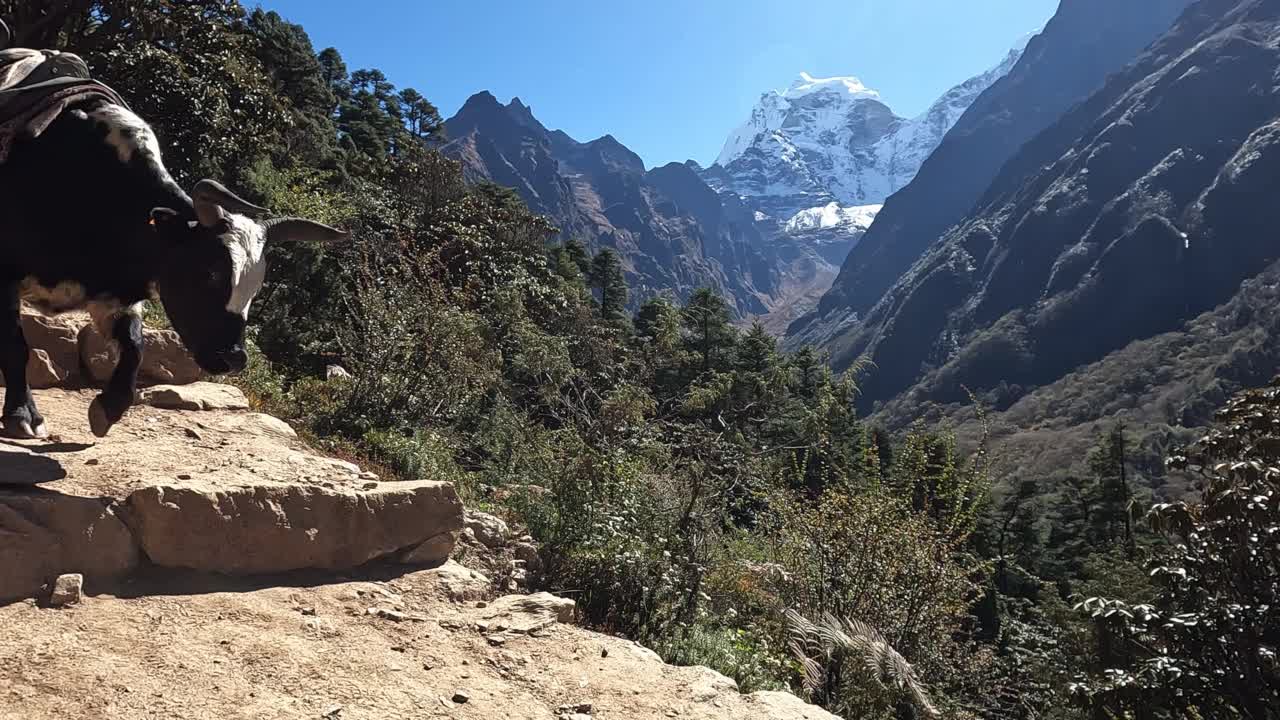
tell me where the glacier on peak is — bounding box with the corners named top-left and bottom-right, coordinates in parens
top-left (786, 72), bottom-right (880, 100)
top-left (784, 203), bottom-right (883, 235)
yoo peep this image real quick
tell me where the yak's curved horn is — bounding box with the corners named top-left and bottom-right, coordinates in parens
top-left (0, 19), bottom-right (10, 50)
top-left (262, 217), bottom-right (351, 245)
top-left (192, 179), bottom-right (269, 227)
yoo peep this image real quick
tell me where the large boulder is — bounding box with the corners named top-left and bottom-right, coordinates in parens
top-left (0, 309), bottom-right (80, 389)
top-left (0, 487), bottom-right (141, 603)
top-left (79, 322), bottom-right (203, 386)
top-left (126, 480), bottom-right (464, 574)
top-left (463, 510), bottom-right (511, 549)
top-left (0, 307), bottom-right (204, 390)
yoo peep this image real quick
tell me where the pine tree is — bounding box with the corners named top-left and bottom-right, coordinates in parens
top-left (737, 322), bottom-right (776, 374)
top-left (790, 346), bottom-right (823, 399)
top-left (635, 297), bottom-right (679, 348)
top-left (563, 239), bottom-right (591, 276)
top-left (681, 288), bottom-right (735, 374)
top-left (1088, 423), bottom-right (1135, 555)
top-left (316, 47), bottom-right (351, 112)
top-left (398, 88), bottom-right (443, 140)
top-left (990, 478), bottom-right (1042, 593)
top-left (589, 248), bottom-right (628, 322)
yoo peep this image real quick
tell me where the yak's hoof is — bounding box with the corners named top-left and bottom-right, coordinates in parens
top-left (88, 397), bottom-right (112, 438)
top-left (2, 402), bottom-right (48, 440)
top-left (1, 414), bottom-right (48, 440)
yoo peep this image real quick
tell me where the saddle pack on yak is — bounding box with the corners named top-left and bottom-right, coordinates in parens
top-left (0, 17), bottom-right (128, 163)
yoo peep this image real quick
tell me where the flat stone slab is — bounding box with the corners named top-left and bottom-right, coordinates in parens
top-left (135, 382), bottom-right (250, 411)
top-left (129, 480), bottom-right (462, 574)
top-left (0, 389), bottom-right (463, 602)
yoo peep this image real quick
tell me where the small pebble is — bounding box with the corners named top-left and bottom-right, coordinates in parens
top-left (452, 690), bottom-right (471, 704)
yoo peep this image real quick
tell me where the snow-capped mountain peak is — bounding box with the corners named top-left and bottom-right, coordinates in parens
top-left (715, 72), bottom-right (888, 169)
top-left (707, 39), bottom-right (1029, 218)
top-left (785, 72), bottom-right (880, 100)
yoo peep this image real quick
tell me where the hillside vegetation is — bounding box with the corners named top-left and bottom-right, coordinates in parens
top-left (5, 2), bottom-right (1278, 718)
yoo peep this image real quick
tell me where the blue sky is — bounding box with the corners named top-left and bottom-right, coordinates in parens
top-left (255, 0), bottom-right (1058, 168)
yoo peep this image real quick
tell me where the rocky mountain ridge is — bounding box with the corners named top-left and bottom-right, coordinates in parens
top-left (797, 0), bottom-right (1280, 490)
top-left (793, 0), bottom-right (1198, 346)
top-left (443, 92), bottom-right (777, 315)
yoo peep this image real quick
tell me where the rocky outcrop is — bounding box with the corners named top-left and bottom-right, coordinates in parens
top-left (0, 389), bottom-right (464, 602)
top-left (128, 479), bottom-right (462, 574)
top-left (0, 306), bottom-right (203, 389)
top-left (79, 321), bottom-right (203, 386)
top-left (0, 484), bottom-right (140, 601)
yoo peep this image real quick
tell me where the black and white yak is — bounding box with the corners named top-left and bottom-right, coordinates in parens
top-left (0, 45), bottom-right (348, 439)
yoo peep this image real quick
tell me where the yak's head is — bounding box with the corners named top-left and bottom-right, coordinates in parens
top-left (151, 180), bottom-right (349, 374)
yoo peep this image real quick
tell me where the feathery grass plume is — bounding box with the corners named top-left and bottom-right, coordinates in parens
top-left (786, 609), bottom-right (939, 719)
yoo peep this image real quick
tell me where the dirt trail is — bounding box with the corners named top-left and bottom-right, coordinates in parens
top-left (0, 566), bottom-right (834, 719)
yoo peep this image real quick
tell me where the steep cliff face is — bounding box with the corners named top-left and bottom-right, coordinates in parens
top-left (793, 0), bottom-right (1197, 347)
top-left (818, 0), bottom-right (1280, 417)
top-left (443, 93), bottom-right (777, 315)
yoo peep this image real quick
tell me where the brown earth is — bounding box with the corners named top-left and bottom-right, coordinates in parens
top-left (0, 565), bottom-right (834, 720)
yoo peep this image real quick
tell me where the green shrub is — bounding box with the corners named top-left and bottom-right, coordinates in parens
top-left (653, 623), bottom-right (788, 693)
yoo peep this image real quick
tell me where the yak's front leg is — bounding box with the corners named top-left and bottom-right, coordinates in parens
top-left (0, 287), bottom-right (47, 439)
top-left (88, 302), bottom-right (144, 438)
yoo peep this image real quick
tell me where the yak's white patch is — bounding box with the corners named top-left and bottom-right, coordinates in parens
top-left (19, 278), bottom-right (87, 315)
top-left (87, 104), bottom-right (165, 167)
top-left (223, 213), bottom-right (269, 319)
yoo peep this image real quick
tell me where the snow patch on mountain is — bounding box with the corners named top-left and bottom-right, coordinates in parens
top-left (784, 203), bottom-right (882, 236)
